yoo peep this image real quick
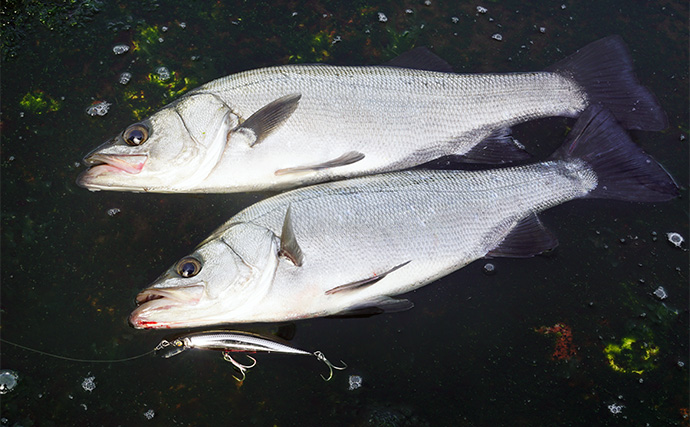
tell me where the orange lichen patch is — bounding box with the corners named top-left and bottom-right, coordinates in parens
top-left (535, 323), bottom-right (577, 361)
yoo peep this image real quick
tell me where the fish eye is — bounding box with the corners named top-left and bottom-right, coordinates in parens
top-left (175, 257), bottom-right (202, 278)
top-left (123, 123), bottom-right (149, 146)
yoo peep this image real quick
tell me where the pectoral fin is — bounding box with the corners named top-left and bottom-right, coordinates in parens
top-left (231, 93), bottom-right (302, 147)
top-left (275, 151), bottom-right (365, 176)
top-left (278, 205), bottom-right (304, 266)
top-left (325, 260), bottom-right (411, 295)
top-left (327, 296), bottom-right (414, 318)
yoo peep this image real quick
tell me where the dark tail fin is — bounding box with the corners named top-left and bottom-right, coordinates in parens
top-left (549, 105), bottom-right (678, 202)
top-left (546, 36), bottom-right (667, 131)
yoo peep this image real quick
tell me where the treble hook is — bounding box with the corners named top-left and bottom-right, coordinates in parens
top-left (313, 351), bottom-right (347, 381)
top-left (222, 352), bottom-right (257, 382)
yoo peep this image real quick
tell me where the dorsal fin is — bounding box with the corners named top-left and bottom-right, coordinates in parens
top-left (231, 93), bottom-right (301, 147)
top-left (383, 47), bottom-right (455, 73)
top-left (278, 205), bottom-right (304, 266)
top-left (488, 213), bottom-right (558, 258)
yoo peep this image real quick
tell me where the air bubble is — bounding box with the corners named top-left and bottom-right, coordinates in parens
top-left (0, 370), bottom-right (19, 395)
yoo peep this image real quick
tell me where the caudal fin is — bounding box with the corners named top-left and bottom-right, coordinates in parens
top-left (546, 36), bottom-right (667, 131)
top-left (550, 105), bottom-right (678, 202)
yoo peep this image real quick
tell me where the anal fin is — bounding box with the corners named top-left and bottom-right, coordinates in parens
top-left (488, 213), bottom-right (558, 258)
top-left (460, 128), bottom-right (531, 164)
top-left (325, 260), bottom-right (411, 295)
top-left (275, 151), bottom-right (365, 176)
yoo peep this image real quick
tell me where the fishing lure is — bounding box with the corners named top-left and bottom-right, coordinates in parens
top-left (155, 330), bottom-right (346, 382)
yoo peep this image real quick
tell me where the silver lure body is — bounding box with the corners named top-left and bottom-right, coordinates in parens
top-left (157, 331), bottom-right (310, 358)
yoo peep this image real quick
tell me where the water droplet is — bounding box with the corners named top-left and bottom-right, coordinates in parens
top-left (653, 286), bottom-right (668, 300)
top-left (112, 44), bottom-right (129, 55)
top-left (492, 33), bottom-right (503, 41)
top-left (85, 101), bottom-right (111, 117)
top-left (81, 375), bottom-right (96, 392)
top-left (378, 12), bottom-right (388, 22)
top-left (477, 6), bottom-right (488, 14)
top-left (119, 72), bottom-right (132, 85)
top-left (666, 232), bottom-right (684, 248)
top-left (0, 370), bottom-right (19, 395)
top-left (156, 66), bottom-right (171, 81)
top-left (348, 375), bottom-right (363, 390)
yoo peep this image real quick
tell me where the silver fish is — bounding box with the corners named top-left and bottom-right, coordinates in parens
top-left (78, 36), bottom-right (666, 193)
top-left (129, 106), bottom-right (677, 328)
top-left (155, 330), bottom-right (346, 381)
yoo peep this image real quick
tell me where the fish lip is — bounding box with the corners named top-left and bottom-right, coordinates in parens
top-left (129, 285), bottom-right (205, 329)
top-left (134, 285), bottom-right (205, 306)
top-left (82, 153), bottom-right (148, 174)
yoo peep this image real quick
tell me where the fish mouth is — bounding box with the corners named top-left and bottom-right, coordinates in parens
top-left (129, 285), bottom-right (205, 329)
top-left (82, 153), bottom-right (148, 175)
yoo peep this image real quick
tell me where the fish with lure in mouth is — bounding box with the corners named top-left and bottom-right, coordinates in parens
top-left (129, 106), bottom-right (677, 329)
top-left (78, 36), bottom-right (666, 193)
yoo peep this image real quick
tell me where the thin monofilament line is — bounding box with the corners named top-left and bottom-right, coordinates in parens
top-left (0, 338), bottom-right (154, 363)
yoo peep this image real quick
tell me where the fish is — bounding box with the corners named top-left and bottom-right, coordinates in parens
top-left (129, 105), bottom-right (677, 328)
top-left (155, 330), bottom-right (346, 381)
top-left (78, 36), bottom-right (666, 193)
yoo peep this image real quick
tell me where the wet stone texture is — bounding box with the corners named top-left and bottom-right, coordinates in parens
top-left (0, 0), bottom-right (688, 425)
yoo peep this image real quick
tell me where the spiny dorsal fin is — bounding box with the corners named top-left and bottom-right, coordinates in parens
top-left (278, 205), bottom-right (304, 266)
top-left (232, 93), bottom-right (302, 147)
top-left (383, 47), bottom-right (455, 73)
top-left (274, 151), bottom-right (365, 176)
top-left (324, 260), bottom-right (411, 295)
top-left (487, 213), bottom-right (558, 258)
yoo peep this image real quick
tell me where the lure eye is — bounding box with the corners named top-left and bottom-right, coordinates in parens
top-left (176, 257), bottom-right (202, 278)
top-left (123, 123), bottom-right (149, 146)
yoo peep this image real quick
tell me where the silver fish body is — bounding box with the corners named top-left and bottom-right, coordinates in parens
top-left (78, 37), bottom-right (666, 193)
top-left (129, 107), bottom-right (677, 329)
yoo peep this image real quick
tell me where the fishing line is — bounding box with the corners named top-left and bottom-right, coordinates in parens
top-left (0, 338), bottom-right (155, 363)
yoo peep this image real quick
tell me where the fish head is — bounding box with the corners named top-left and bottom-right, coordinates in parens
top-left (129, 223), bottom-right (279, 329)
top-left (77, 93), bottom-right (240, 192)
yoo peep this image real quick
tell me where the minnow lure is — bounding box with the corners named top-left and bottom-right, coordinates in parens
top-left (155, 330), bottom-right (346, 382)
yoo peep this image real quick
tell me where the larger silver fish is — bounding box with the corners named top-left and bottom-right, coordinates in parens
top-left (78, 36), bottom-right (666, 193)
top-left (129, 106), bottom-right (677, 329)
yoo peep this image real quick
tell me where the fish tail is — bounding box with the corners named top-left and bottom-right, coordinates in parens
top-left (546, 35), bottom-right (667, 131)
top-left (549, 105), bottom-right (678, 202)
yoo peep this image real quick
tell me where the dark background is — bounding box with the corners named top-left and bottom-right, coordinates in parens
top-left (1, 1), bottom-right (688, 425)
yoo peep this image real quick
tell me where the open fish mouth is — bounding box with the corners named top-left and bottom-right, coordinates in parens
top-left (82, 153), bottom-right (148, 175)
top-left (129, 285), bottom-right (205, 329)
